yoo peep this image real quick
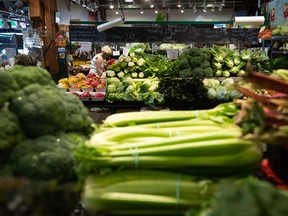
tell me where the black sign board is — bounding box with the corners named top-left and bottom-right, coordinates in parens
top-left (69, 25), bottom-right (259, 44)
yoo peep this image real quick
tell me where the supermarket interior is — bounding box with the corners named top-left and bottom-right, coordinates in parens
top-left (1, 0), bottom-right (288, 215)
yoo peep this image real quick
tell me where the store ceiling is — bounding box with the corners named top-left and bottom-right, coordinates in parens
top-left (97, 0), bottom-right (259, 13)
top-left (0, 0), bottom-right (29, 22)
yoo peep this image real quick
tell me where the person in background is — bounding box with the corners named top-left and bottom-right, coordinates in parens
top-left (89, 45), bottom-right (112, 77)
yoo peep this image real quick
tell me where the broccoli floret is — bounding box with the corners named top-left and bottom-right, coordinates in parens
top-left (189, 47), bottom-right (200, 56)
top-left (9, 132), bottom-right (86, 182)
top-left (191, 67), bottom-right (204, 77)
top-left (179, 68), bottom-right (193, 78)
top-left (201, 60), bottom-right (211, 69)
top-left (120, 62), bottom-right (128, 69)
top-left (0, 108), bottom-right (24, 153)
top-left (199, 48), bottom-right (212, 61)
top-left (189, 57), bottom-right (202, 67)
top-left (9, 65), bottom-right (55, 89)
top-left (179, 58), bottom-right (190, 70)
top-left (203, 67), bottom-right (214, 77)
top-left (62, 94), bottom-right (94, 135)
top-left (9, 84), bottom-right (67, 138)
top-left (0, 71), bottom-right (19, 108)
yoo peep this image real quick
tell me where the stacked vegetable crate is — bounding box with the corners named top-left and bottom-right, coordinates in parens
top-left (75, 103), bottom-right (263, 215)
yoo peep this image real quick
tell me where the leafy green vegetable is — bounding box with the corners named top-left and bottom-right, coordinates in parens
top-left (9, 84), bottom-right (67, 138)
top-left (9, 132), bottom-right (86, 182)
top-left (9, 65), bottom-right (55, 89)
top-left (202, 178), bottom-right (288, 216)
top-left (0, 108), bottom-right (24, 154)
top-left (0, 70), bottom-right (19, 108)
top-left (158, 78), bottom-right (207, 101)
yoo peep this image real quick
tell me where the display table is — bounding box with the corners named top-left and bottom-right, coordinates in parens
top-left (82, 99), bottom-right (223, 114)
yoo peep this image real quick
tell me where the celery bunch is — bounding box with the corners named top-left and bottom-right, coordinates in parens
top-left (82, 170), bottom-right (217, 215)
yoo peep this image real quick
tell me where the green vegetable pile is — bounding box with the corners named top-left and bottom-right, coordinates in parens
top-left (271, 56), bottom-right (288, 70)
top-left (0, 65), bottom-right (94, 183)
top-left (211, 46), bottom-right (248, 77)
top-left (272, 23), bottom-right (288, 36)
top-left (75, 103), bottom-right (263, 214)
top-left (107, 52), bottom-right (146, 79)
top-left (106, 76), bottom-right (164, 106)
top-left (189, 177), bottom-right (288, 216)
top-left (203, 78), bottom-right (242, 101)
top-left (158, 77), bottom-right (208, 102)
top-left (178, 47), bottom-right (214, 78)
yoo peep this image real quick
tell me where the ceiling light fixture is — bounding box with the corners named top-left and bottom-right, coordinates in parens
top-left (97, 0), bottom-right (125, 32)
top-left (140, 8), bottom-right (144, 14)
top-left (115, 10), bottom-right (119, 14)
top-left (110, 4), bottom-right (114, 9)
top-left (15, 21), bottom-right (22, 30)
top-left (1, 19), bottom-right (10, 29)
top-left (150, 0), bottom-right (154, 8)
top-left (180, 6), bottom-right (184, 13)
top-left (211, 3), bottom-right (215, 12)
top-left (162, 0), bottom-right (166, 8)
top-left (189, 1), bottom-right (193, 8)
top-left (193, 3), bottom-right (197, 12)
top-left (203, 0), bottom-right (207, 12)
top-left (177, 1), bottom-right (181, 8)
top-left (82, 0), bottom-right (86, 7)
top-left (221, 0), bottom-right (225, 6)
top-left (218, 4), bottom-right (223, 11)
top-left (154, 7), bottom-right (158, 13)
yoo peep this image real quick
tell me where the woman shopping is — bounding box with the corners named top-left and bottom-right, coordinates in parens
top-left (89, 45), bottom-right (113, 77)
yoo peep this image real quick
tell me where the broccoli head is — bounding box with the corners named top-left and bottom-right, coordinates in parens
top-left (201, 60), bottom-right (211, 69)
top-left (178, 58), bottom-right (190, 70)
top-left (0, 108), bottom-right (24, 154)
top-left (9, 84), bottom-right (67, 138)
top-left (61, 94), bottom-right (94, 135)
top-left (0, 71), bottom-right (19, 108)
top-left (9, 132), bottom-right (86, 182)
top-left (189, 57), bottom-right (202, 67)
top-left (188, 47), bottom-right (200, 56)
top-left (203, 67), bottom-right (214, 78)
top-left (191, 67), bottom-right (204, 77)
top-left (199, 48), bottom-right (212, 61)
top-left (179, 68), bottom-right (192, 78)
top-left (9, 65), bottom-right (55, 89)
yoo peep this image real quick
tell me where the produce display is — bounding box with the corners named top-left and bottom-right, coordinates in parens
top-left (203, 78), bottom-right (242, 101)
top-left (158, 77), bottom-right (208, 102)
top-left (178, 47), bottom-right (214, 77)
top-left (106, 76), bottom-right (164, 106)
top-left (75, 103), bottom-right (263, 214)
top-left (272, 23), bottom-right (288, 36)
top-left (0, 66), bottom-right (93, 183)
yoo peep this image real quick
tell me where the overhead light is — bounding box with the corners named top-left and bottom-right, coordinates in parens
top-left (154, 8), bottom-right (158, 13)
top-left (203, 0), bottom-right (207, 12)
top-left (218, 4), bottom-right (223, 11)
top-left (221, 0), bottom-right (225, 6)
top-left (1, 19), bottom-right (10, 29)
top-left (150, 0), bottom-right (154, 8)
top-left (110, 4), bottom-right (114, 9)
top-left (193, 4), bottom-right (197, 12)
top-left (15, 21), bottom-right (22, 30)
top-left (162, 0), bottom-right (166, 8)
top-left (211, 3), bottom-right (215, 12)
top-left (97, 17), bottom-right (125, 32)
top-left (125, 0), bottom-right (134, 2)
top-left (115, 10), bottom-right (119, 14)
top-left (234, 16), bottom-right (265, 26)
top-left (189, 1), bottom-right (193, 8)
top-left (180, 6), bottom-right (184, 13)
top-left (82, 0), bottom-right (86, 7)
top-left (140, 8), bottom-right (144, 14)
top-left (177, 0), bottom-right (181, 7)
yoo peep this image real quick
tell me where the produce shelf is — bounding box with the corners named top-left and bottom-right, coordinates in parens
top-left (83, 99), bottom-right (224, 114)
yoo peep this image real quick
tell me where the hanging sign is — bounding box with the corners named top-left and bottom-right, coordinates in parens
top-left (55, 32), bottom-right (67, 47)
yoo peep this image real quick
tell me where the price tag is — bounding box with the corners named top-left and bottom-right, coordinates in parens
top-left (122, 48), bottom-right (129, 56)
top-left (113, 50), bottom-right (120, 56)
